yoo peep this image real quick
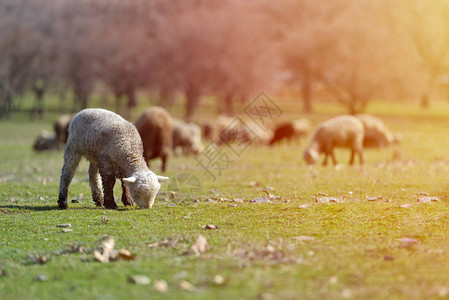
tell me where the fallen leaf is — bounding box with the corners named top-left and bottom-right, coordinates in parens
top-left (206, 198), bottom-right (215, 203)
top-left (179, 280), bottom-right (194, 291)
top-left (214, 275), bottom-right (225, 285)
top-left (71, 194), bottom-right (84, 203)
top-left (204, 224), bottom-right (219, 230)
top-left (35, 274), bottom-right (48, 282)
top-left (249, 197), bottom-right (271, 203)
top-left (417, 192), bottom-right (429, 196)
top-left (93, 250), bottom-right (109, 263)
top-left (191, 235), bottom-right (208, 256)
top-left (398, 237), bottom-right (418, 247)
top-left (29, 253), bottom-right (49, 264)
top-left (118, 249), bottom-right (135, 261)
top-left (170, 191), bottom-right (179, 199)
top-left (153, 280), bottom-right (168, 292)
top-left (366, 196), bottom-right (383, 201)
top-left (316, 196), bottom-right (344, 203)
top-left (56, 224), bottom-right (72, 228)
top-left (298, 204), bottom-right (311, 209)
top-left (129, 275), bottom-right (151, 285)
top-left (328, 276), bottom-right (338, 285)
top-left (341, 288), bottom-right (352, 298)
top-left (148, 239), bottom-right (178, 248)
top-left (94, 237), bottom-right (115, 263)
top-left (318, 192), bottom-right (328, 196)
top-left (100, 216), bottom-right (110, 224)
top-left (249, 181), bottom-right (260, 187)
top-left (438, 287), bottom-right (449, 297)
top-left (399, 204), bottom-right (413, 208)
top-left (233, 198), bottom-right (244, 203)
top-left (292, 236), bottom-right (315, 242)
top-left (417, 196), bottom-right (439, 203)
top-left (61, 228), bottom-right (73, 233)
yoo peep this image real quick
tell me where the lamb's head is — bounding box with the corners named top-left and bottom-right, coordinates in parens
top-left (303, 148), bottom-right (319, 165)
top-left (123, 172), bottom-right (169, 208)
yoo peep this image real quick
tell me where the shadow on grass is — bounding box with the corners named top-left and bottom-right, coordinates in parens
top-left (0, 204), bottom-right (139, 212)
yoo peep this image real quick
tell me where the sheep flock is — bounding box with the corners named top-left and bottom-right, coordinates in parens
top-left (36, 105), bottom-right (401, 209)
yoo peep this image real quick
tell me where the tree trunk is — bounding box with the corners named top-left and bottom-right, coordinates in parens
top-left (125, 88), bottom-right (137, 121)
top-left (224, 94), bottom-right (234, 117)
top-left (185, 86), bottom-right (199, 122)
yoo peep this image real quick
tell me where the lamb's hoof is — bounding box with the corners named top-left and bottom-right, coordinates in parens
top-left (104, 203), bottom-right (117, 210)
top-left (122, 198), bottom-right (134, 207)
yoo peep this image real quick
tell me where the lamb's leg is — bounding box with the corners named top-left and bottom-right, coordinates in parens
top-left (161, 153), bottom-right (167, 172)
top-left (99, 164), bottom-right (117, 209)
top-left (121, 180), bottom-right (134, 207)
top-left (322, 154), bottom-right (328, 166)
top-left (357, 150), bottom-right (364, 165)
top-left (330, 151), bottom-right (337, 166)
top-left (89, 163), bottom-right (103, 207)
top-left (349, 150), bottom-right (355, 165)
top-left (58, 149), bottom-right (81, 209)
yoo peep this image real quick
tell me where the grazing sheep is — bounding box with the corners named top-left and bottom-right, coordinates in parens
top-left (356, 114), bottom-right (401, 148)
top-left (172, 119), bottom-right (203, 155)
top-left (201, 120), bottom-right (216, 141)
top-left (135, 107), bottom-right (173, 172)
top-left (33, 130), bottom-right (57, 151)
top-left (216, 116), bottom-right (273, 146)
top-left (58, 108), bottom-right (169, 210)
top-left (54, 114), bottom-right (74, 149)
top-left (269, 118), bottom-right (312, 145)
top-left (303, 115), bottom-right (365, 166)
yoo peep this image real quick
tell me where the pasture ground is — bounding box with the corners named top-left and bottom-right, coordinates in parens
top-left (2, 98), bottom-right (449, 299)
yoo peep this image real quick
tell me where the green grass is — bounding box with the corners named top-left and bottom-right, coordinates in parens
top-left (3, 98), bottom-right (449, 299)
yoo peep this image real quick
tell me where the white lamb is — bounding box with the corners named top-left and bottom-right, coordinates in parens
top-left (303, 115), bottom-right (365, 166)
top-left (58, 108), bottom-right (169, 210)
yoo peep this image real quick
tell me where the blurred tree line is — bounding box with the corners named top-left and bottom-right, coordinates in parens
top-left (0, 0), bottom-right (446, 120)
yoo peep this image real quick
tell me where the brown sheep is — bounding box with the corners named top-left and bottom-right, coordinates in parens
top-left (54, 114), bottom-right (74, 149)
top-left (135, 107), bottom-right (173, 172)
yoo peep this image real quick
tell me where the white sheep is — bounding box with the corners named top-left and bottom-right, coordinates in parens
top-left (58, 108), bottom-right (169, 210)
top-left (356, 114), bottom-right (401, 148)
top-left (303, 115), bottom-right (365, 166)
top-left (172, 119), bottom-right (203, 155)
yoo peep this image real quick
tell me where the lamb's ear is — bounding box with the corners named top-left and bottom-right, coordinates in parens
top-left (157, 175), bottom-right (170, 183)
top-left (123, 176), bottom-right (137, 184)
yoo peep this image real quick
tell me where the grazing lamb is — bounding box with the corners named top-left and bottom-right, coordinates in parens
top-left (303, 115), bottom-right (365, 166)
top-left (135, 107), bottom-right (173, 172)
top-left (33, 130), bottom-right (57, 151)
top-left (269, 118), bottom-right (312, 145)
top-left (54, 114), bottom-right (74, 149)
top-left (356, 114), bottom-right (401, 148)
top-left (58, 108), bottom-right (169, 210)
top-left (172, 119), bottom-right (203, 155)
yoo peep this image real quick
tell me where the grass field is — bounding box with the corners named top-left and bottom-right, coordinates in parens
top-left (2, 97), bottom-right (449, 299)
